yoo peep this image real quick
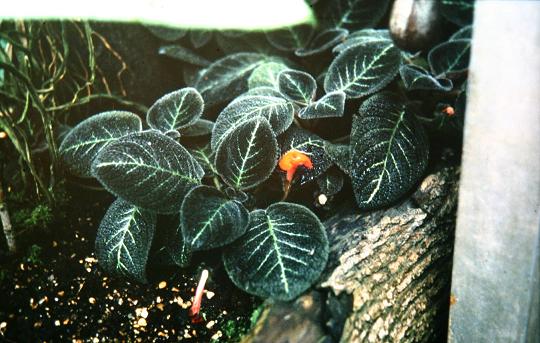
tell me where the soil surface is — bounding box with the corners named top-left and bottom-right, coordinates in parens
top-left (0, 184), bottom-right (260, 342)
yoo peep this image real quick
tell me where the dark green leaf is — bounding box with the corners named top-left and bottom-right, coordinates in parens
top-left (332, 29), bottom-right (391, 54)
top-left (147, 88), bottom-right (204, 132)
top-left (248, 62), bottom-right (290, 90)
top-left (325, 39), bottom-right (400, 98)
top-left (298, 91), bottom-right (346, 119)
top-left (441, 0), bottom-right (475, 27)
top-left (59, 111), bottom-right (142, 177)
top-left (195, 53), bottom-right (277, 106)
top-left (278, 126), bottom-right (332, 185)
top-left (316, 167), bottom-right (344, 197)
top-left (177, 186), bottom-right (249, 263)
top-left (215, 117), bottom-right (278, 190)
top-left (188, 143), bottom-right (217, 177)
top-left (350, 93), bottom-right (429, 210)
top-left (324, 141), bottom-right (351, 174)
top-left (450, 25), bottom-right (473, 41)
top-left (159, 45), bottom-right (211, 67)
top-left (95, 198), bottom-right (156, 283)
top-left (399, 65), bottom-right (453, 92)
top-left (277, 70), bottom-right (317, 106)
top-left (295, 28), bottom-right (349, 57)
top-left (324, 0), bottom-right (392, 31)
top-left (179, 119), bottom-right (214, 137)
top-left (211, 93), bottom-right (294, 151)
top-left (92, 130), bottom-right (204, 214)
top-left (145, 25), bottom-right (187, 41)
top-left (189, 30), bottom-right (213, 48)
top-left (223, 202), bottom-right (329, 301)
top-left (428, 39), bottom-right (471, 79)
top-left (265, 24), bottom-right (314, 51)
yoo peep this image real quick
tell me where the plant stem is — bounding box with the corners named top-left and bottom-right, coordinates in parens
top-left (0, 181), bottom-right (16, 254)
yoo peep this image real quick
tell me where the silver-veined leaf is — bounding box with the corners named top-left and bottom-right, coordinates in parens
top-left (211, 93), bottom-right (294, 151)
top-left (179, 119), bottom-right (214, 137)
top-left (441, 0), bottom-right (475, 27)
top-left (145, 25), bottom-right (187, 41)
top-left (215, 117), bottom-right (278, 190)
top-left (324, 141), bottom-right (351, 174)
top-left (240, 87), bottom-right (286, 99)
top-left (146, 88), bottom-right (204, 132)
top-left (399, 65), bottom-right (453, 92)
top-left (449, 25), bottom-right (473, 41)
top-left (195, 52), bottom-right (278, 106)
top-left (223, 202), bottom-right (329, 301)
top-left (323, 0), bottom-right (392, 31)
top-left (265, 24), bottom-right (314, 51)
top-left (188, 143), bottom-right (217, 177)
top-left (277, 70), bottom-right (317, 106)
top-left (316, 167), bottom-right (344, 197)
top-left (298, 91), bottom-right (346, 119)
top-left (295, 28), bottom-right (349, 57)
top-left (159, 45), bottom-right (211, 67)
top-left (248, 62), bottom-right (290, 90)
top-left (428, 39), bottom-right (471, 79)
top-left (177, 186), bottom-right (249, 264)
top-left (278, 126), bottom-right (332, 185)
top-left (95, 198), bottom-right (156, 283)
top-left (59, 111), bottom-right (142, 177)
top-left (190, 30), bottom-right (213, 48)
top-left (350, 93), bottom-right (429, 210)
top-left (332, 29), bottom-right (391, 54)
top-left (324, 40), bottom-right (401, 98)
top-left (92, 130), bottom-right (204, 214)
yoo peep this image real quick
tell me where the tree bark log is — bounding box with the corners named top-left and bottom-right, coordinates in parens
top-left (244, 162), bottom-right (459, 343)
top-left (322, 165), bottom-right (458, 342)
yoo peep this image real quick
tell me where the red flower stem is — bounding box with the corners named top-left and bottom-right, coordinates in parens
top-left (189, 269), bottom-right (209, 318)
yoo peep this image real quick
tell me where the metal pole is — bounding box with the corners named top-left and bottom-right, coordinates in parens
top-left (449, 1), bottom-right (540, 342)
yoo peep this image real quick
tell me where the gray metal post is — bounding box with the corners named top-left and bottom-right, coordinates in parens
top-left (449, 1), bottom-right (540, 342)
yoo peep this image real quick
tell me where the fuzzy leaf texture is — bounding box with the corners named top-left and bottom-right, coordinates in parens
top-left (324, 141), bottom-right (351, 174)
top-left (159, 45), bottom-right (211, 67)
top-left (349, 93), bottom-right (429, 210)
top-left (399, 65), bottom-right (453, 92)
top-left (195, 53), bottom-right (279, 106)
top-left (323, 0), bottom-right (392, 31)
top-left (277, 70), bottom-right (317, 106)
top-left (211, 92), bottom-right (294, 151)
top-left (59, 111), bottom-right (142, 177)
top-left (95, 198), bottom-right (156, 283)
top-left (332, 28), bottom-right (391, 54)
top-left (428, 39), bottom-right (471, 79)
top-left (265, 24), bottom-right (314, 51)
top-left (298, 91), bottom-right (346, 119)
top-left (223, 202), bottom-right (329, 301)
top-left (179, 119), bottom-right (214, 138)
top-left (92, 130), bottom-right (204, 214)
top-left (176, 186), bottom-right (249, 264)
top-left (146, 88), bottom-right (204, 132)
top-left (317, 167), bottom-right (345, 197)
top-left (278, 126), bottom-right (332, 185)
top-left (295, 28), bottom-right (349, 57)
top-left (215, 117), bottom-right (278, 190)
top-left (248, 62), bottom-right (290, 90)
top-left (324, 39), bottom-right (401, 98)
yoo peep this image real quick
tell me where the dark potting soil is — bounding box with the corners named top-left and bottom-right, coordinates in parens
top-left (0, 184), bottom-right (260, 342)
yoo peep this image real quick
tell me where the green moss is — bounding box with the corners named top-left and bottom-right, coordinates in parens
top-left (13, 204), bottom-right (53, 231)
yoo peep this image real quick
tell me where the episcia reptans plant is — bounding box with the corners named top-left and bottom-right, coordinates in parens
top-left (60, 0), bottom-right (473, 301)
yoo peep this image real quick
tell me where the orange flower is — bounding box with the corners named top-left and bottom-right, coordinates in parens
top-left (278, 149), bottom-right (314, 182)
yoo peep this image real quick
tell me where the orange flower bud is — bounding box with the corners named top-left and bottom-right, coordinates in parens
top-left (278, 150), bottom-right (314, 182)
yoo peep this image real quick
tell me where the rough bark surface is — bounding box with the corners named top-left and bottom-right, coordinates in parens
top-left (243, 163), bottom-right (459, 343)
top-left (322, 166), bottom-right (459, 342)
